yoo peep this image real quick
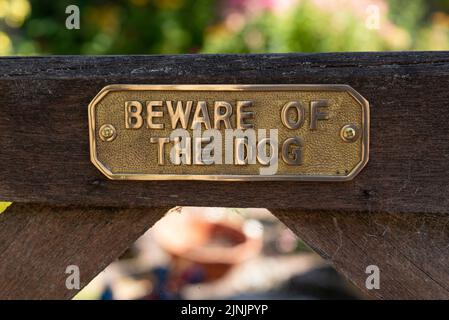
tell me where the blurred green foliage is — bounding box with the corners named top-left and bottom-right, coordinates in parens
top-left (2, 0), bottom-right (449, 55)
top-left (20, 0), bottom-right (215, 54)
top-left (0, 202), bottom-right (11, 214)
top-left (202, 1), bottom-right (404, 53)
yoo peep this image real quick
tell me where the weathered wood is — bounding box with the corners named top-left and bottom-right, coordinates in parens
top-left (272, 209), bottom-right (449, 299)
top-left (0, 203), bottom-right (169, 299)
top-left (1, 53), bottom-right (449, 213)
top-left (2, 204), bottom-right (446, 299)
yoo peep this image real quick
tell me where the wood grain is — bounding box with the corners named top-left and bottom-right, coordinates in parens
top-left (1, 53), bottom-right (449, 213)
top-left (0, 203), bottom-right (169, 299)
top-left (273, 209), bottom-right (449, 299)
top-left (1, 203), bottom-right (446, 299)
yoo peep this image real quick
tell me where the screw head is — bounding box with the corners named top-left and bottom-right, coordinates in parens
top-left (340, 124), bottom-right (359, 142)
top-left (99, 124), bottom-right (117, 142)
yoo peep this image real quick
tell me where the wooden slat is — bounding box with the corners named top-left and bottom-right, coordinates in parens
top-left (272, 209), bottom-right (449, 299)
top-left (1, 53), bottom-right (449, 212)
top-left (0, 203), bottom-right (169, 299)
top-left (1, 203), bottom-right (447, 299)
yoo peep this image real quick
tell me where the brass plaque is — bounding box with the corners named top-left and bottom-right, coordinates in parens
top-left (89, 84), bottom-right (369, 181)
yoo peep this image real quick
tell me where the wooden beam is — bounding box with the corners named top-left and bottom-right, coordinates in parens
top-left (2, 203), bottom-right (446, 299)
top-left (0, 203), bottom-right (169, 299)
top-left (1, 53), bottom-right (449, 213)
top-left (272, 209), bottom-right (449, 299)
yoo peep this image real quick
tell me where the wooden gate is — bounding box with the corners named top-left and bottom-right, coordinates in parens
top-left (0, 52), bottom-right (448, 299)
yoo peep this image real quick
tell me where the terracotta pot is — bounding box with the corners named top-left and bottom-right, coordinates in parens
top-left (153, 209), bottom-right (262, 281)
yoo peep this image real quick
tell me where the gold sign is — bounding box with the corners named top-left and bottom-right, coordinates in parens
top-left (89, 84), bottom-right (369, 181)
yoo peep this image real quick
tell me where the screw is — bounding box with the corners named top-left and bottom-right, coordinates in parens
top-left (99, 124), bottom-right (117, 142)
top-left (340, 124), bottom-right (359, 142)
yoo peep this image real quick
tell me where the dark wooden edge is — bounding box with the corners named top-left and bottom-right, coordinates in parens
top-left (0, 203), bottom-right (170, 299)
top-left (1, 202), bottom-right (447, 299)
top-left (2, 52), bottom-right (449, 212)
top-left (272, 209), bottom-right (449, 299)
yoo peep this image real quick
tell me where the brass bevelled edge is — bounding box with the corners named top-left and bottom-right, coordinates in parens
top-left (88, 84), bottom-right (370, 181)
